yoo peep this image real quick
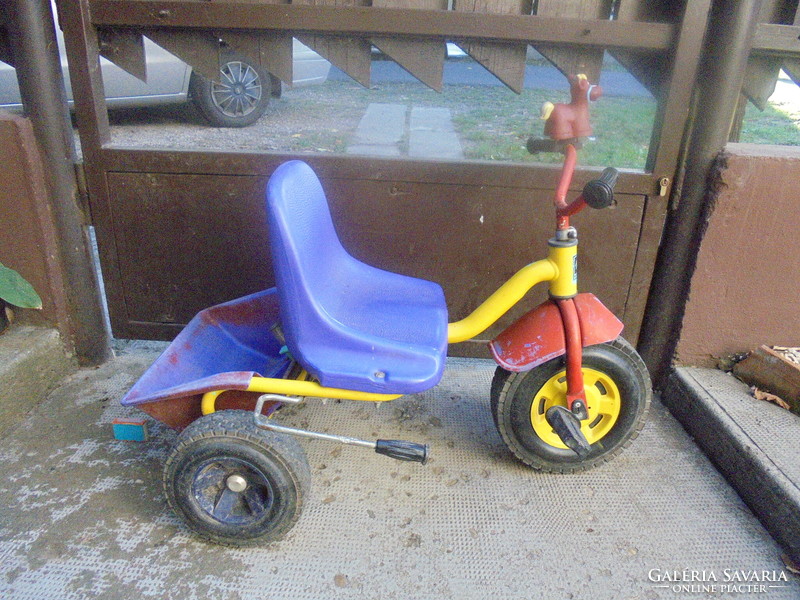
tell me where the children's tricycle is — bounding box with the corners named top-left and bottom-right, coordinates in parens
top-left (121, 75), bottom-right (651, 546)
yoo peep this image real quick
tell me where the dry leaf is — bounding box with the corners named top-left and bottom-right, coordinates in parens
top-left (751, 386), bottom-right (791, 411)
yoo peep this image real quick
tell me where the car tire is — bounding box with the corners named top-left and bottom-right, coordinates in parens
top-left (189, 54), bottom-right (270, 127)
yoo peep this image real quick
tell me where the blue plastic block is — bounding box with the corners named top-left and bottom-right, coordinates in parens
top-left (113, 419), bottom-right (149, 442)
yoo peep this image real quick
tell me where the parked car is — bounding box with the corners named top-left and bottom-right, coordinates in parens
top-left (0, 9), bottom-right (330, 127)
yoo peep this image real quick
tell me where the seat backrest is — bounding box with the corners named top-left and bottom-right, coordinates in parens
top-left (266, 160), bottom-right (347, 356)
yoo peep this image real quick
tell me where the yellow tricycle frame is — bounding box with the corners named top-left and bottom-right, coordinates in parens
top-left (200, 241), bottom-right (578, 415)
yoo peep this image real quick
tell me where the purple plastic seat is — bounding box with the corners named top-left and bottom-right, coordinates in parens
top-left (267, 160), bottom-right (448, 394)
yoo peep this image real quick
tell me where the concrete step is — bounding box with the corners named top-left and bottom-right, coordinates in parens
top-left (0, 325), bottom-right (76, 437)
top-left (664, 367), bottom-right (800, 564)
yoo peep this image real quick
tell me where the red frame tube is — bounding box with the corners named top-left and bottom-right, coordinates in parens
top-left (554, 144), bottom-right (577, 230)
top-left (553, 144), bottom-right (592, 231)
top-left (555, 298), bottom-right (586, 408)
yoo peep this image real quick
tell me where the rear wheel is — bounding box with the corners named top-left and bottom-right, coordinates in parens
top-left (490, 338), bottom-right (651, 473)
top-left (189, 54), bottom-right (270, 127)
top-left (163, 410), bottom-right (310, 546)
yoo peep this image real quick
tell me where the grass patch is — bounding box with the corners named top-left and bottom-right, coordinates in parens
top-left (740, 102), bottom-right (800, 146)
top-left (283, 78), bottom-right (798, 168)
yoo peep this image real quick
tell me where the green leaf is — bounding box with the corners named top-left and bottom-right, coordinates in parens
top-left (0, 262), bottom-right (43, 309)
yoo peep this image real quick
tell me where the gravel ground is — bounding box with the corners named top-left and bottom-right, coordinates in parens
top-left (78, 83), bottom-right (364, 158)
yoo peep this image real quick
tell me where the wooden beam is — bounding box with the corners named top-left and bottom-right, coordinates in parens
top-left (752, 24), bottom-right (800, 55)
top-left (97, 27), bottom-right (147, 82)
top-left (371, 37), bottom-right (444, 91)
top-left (647, 0), bottom-right (714, 182)
top-left (534, 0), bottom-right (608, 84)
top-left (144, 28), bottom-right (221, 80)
top-left (88, 1), bottom-right (675, 50)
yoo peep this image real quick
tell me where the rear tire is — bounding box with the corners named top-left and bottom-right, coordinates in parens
top-left (490, 338), bottom-right (651, 473)
top-left (163, 410), bottom-right (310, 546)
top-left (189, 54), bottom-right (270, 127)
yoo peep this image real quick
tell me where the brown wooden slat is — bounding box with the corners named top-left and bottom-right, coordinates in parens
top-left (144, 28), bottom-right (220, 80)
top-left (88, 2), bottom-right (675, 50)
top-left (648, 0), bottom-right (714, 181)
top-left (371, 0), bottom-right (446, 91)
top-left (742, 56), bottom-right (781, 110)
top-left (98, 27), bottom-right (147, 82)
top-left (752, 24), bottom-right (800, 55)
top-left (219, 30), bottom-right (293, 85)
top-left (784, 59), bottom-right (800, 86)
top-left (292, 0), bottom-right (372, 87)
top-left (534, 0), bottom-right (608, 84)
top-left (786, 7), bottom-right (800, 86)
top-left (733, 346), bottom-right (800, 414)
top-left (616, 0), bottom-right (682, 23)
top-left (611, 0), bottom-right (674, 96)
top-left (453, 0), bottom-right (528, 93)
top-left (741, 0), bottom-right (790, 111)
top-left (99, 147), bottom-right (656, 194)
top-left (371, 37), bottom-right (444, 91)
top-left (295, 34), bottom-right (371, 87)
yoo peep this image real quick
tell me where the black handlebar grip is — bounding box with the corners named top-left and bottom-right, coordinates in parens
top-left (598, 167), bottom-right (619, 188)
top-left (582, 167), bottom-right (619, 209)
top-left (375, 440), bottom-right (429, 464)
top-left (527, 137), bottom-right (558, 154)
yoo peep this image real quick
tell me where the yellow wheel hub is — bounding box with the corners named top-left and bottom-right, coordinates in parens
top-left (530, 367), bottom-right (621, 449)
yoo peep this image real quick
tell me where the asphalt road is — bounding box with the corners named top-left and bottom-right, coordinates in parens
top-left (330, 59), bottom-right (652, 98)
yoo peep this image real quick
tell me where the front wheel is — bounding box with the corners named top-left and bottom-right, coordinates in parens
top-left (491, 337), bottom-right (651, 473)
top-left (163, 410), bottom-right (310, 546)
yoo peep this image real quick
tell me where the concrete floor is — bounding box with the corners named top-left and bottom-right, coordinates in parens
top-left (1, 347), bottom-right (798, 600)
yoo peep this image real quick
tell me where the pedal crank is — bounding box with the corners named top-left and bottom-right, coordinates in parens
top-left (545, 405), bottom-right (592, 457)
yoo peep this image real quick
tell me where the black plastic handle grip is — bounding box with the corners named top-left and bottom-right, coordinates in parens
top-left (582, 167), bottom-right (619, 209)
top-left (375, 440), bottom-right (429, 464)
top-left (526, 137), bottom-right (559, 154)
top-left (599, 166), bottom-right (619, 188)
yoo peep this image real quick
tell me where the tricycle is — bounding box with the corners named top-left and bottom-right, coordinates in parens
top-left (121, 74), bottom-right (651, 546)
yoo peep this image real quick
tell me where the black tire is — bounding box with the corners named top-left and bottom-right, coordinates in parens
top-left (189, 54), bottom-right (270, 127)
top-left (163, 410), bottom-right (310, 546)
top-left (491, 337), bottom-right (651, 473)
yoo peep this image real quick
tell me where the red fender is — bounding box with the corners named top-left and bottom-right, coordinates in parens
top-left (489, 293), bottom-right (623, 372)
